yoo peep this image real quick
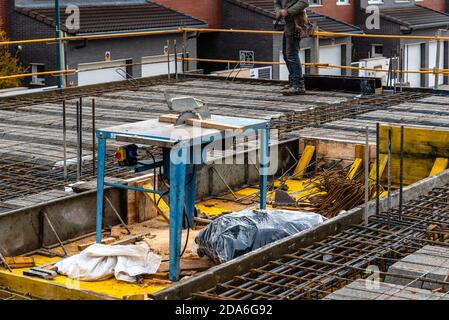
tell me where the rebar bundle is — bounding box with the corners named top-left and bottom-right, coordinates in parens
top-left (299, 168), bottom-right (378, 218)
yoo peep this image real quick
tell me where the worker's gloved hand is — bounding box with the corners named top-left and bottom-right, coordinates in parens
top-left (276, 9), bottom-right (288, 19)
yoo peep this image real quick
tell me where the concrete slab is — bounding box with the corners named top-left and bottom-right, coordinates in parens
top-left (324, 279), bottom-right (449, 300)
top-left (384, 246), bottom-right (449, 292)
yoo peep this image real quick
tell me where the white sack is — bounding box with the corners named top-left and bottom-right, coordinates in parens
top-left (55, 243), bottom-right (162, 283)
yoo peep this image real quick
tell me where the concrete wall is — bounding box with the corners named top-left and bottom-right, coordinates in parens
top-left (151, 0), bottom-right (221, 28)
top-left (0, 188), bottom-right (125, 256)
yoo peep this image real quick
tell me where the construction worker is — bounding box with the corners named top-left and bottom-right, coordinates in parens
top-left (275, 0), bottom-right (309, 96)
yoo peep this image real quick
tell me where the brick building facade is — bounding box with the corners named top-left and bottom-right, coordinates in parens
top-left (0, 0), bottom-right (7, 30)
top-left (417, 0), bottom-right (446, 12)
top-left (309, 0), bottom-right (356, 25)
top-left (152, 0), bottom-right (221, 28)
top-left (7, 1), bottom-right (205, 87)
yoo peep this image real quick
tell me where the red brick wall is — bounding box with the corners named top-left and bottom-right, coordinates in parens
top-left (417, 0), bottom-right (445, 12)
top-left (151, 0), bottom-right (222, 28)
top-left (310, 0), bottom-right (355, 25)
top-left (0, 0), bottom-right (6, 31)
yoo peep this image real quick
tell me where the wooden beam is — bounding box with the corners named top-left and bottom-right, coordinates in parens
top-left (159, 114), bottom-right (244, 131)
top-left (0, 271), bottom-right (114, 300)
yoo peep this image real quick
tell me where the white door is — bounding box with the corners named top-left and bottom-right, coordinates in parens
top-left (78, 60), bottom-right (127, 86)
top-left (141, 54), bottom-right (183, 78)
top-left (319, 45), bottom-right (342, 76)
top-left (405, 44), bottom-right (422, 88)
top-left (428, 41), bottom-right (445, 87)
top-left (279, 50), bottom-right (306, 81)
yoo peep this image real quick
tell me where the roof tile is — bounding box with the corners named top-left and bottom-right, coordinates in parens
top-left (16, 2), bottom-right (206, 34)
top-left (376, 5), bottom-right (449, 29)
top-left (225, 0), bottom-right (362, 33)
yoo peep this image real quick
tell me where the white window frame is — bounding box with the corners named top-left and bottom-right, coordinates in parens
top-left (336, 0), bottom-right (350, 5)
top-left (309, 0), bottom-right (322, 7)
top-left (30, 63), bottom-right (46, 86)
top-left (371, 44), bottom-right (384, 57)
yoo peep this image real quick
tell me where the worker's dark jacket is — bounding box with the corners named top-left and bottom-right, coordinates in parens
top-left (274, 0), bottom-right (309, 16)
top-left (275, 0), bottom-right (309, 88)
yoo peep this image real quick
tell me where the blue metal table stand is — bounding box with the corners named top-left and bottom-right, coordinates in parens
top-left (95, 118), bottom-right (269, 281)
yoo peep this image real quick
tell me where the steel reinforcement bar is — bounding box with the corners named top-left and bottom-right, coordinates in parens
top-left (0, 76), bottom-right (429, 205)
top-left (191, 186), bottom-right (449, 300)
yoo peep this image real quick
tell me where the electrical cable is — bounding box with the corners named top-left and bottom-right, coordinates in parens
top-left (145, 150), bottom-right (158, 205)
top-left (159, 165), bottom-right (197, 263)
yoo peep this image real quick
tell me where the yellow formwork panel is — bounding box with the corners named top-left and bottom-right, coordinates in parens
top-left (196, 198), bottom-right (251, 217)
top-left (0, 255), bottom-right (168, 300)
top-left (197, 178), bottom-right (321, 217)
top-left (347, 158), bottom-right (363, 180)
top-left (293, 145), bottom-right (315, 179)
top-left (369, 154), bottom-right (388, 181)
top-left (379, 125), bottom-right (449, 158)
top-left (429, 158), bottom-right (449, 177)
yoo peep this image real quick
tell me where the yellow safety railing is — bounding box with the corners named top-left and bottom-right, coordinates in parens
top-left (183, 57), bottom-right (449, 75)
top-left (2, 59), bottom-right (447, 81)
top-left (0, 28), bottom-right (183, 46)
top-left (184, 28), bottom-right (449, 41)
top-left (0, 69), bottom-right (78, 81)
top-left (2, 27), bottom-right (449, 81)
top-left (3, 27), bottom-right (449, 46)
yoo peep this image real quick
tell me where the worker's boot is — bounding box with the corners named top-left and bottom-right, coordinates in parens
top-left (282, 86), bottom-right (306, 96)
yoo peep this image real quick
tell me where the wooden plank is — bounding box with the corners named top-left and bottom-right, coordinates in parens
top-left (293, 145), bottom-right (315, 180)
top-left (135, 180), bottom-right (155, 222)
top-left (158, 114), bottom-right (244, 131)
top-left (125, 174), bottom-right (156, 225)
top-left (429, 158), bottom-right (448, 177)
top-left (143, 182), bottom-right (170, 223)
top-left (0, 271), bottom-right (114, 300)
top-left (4, 257), bottom-right (35, 269)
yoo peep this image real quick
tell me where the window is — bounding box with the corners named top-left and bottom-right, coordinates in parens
top-left (30, 63), bottom-right (45, 86)
top-left (372, 44), bottom-right (383, 57)
top-left (368, 0), bottom-right (383, 4)
top-left (309, 0), bottom-right (322, 6)
top-left (337, 0), bottom-right (350, 5)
